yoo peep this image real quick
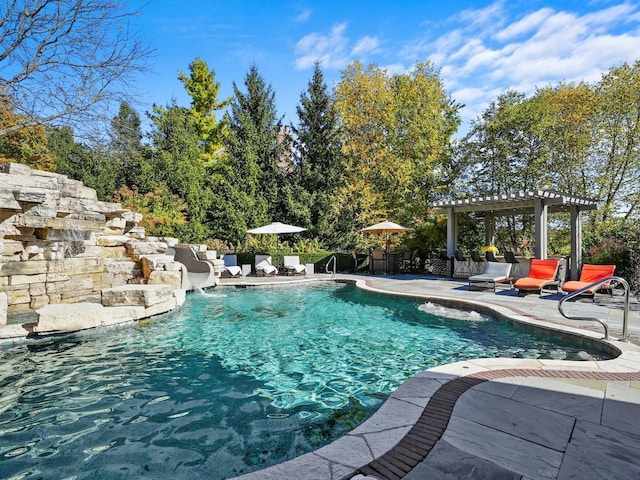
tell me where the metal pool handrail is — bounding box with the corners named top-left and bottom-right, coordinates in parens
top-left (558, 276), bottom-right (630, 341)
top-left (325, 255), bottom-right (337, 279)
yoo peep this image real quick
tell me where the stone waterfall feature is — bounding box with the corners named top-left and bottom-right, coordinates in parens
top-left (0, 163), bottom-right (219, 339)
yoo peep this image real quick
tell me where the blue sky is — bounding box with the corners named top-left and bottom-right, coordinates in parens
top-left (128, 0), bottom-right (640, 134)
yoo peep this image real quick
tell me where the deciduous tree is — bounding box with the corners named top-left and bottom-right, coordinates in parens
top-left (588, 61), bottom-right (640, 227)
top-left (333, 61), bottom-right (460, 245)
top-left (0, 0), bottom-right (152, 137)
top-left (0, 99), bottom-right (54, 170)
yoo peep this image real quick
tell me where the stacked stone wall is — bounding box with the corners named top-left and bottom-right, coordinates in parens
top-left (0, 163), bottom-right (184, 317)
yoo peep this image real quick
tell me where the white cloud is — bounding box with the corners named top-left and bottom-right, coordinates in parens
top-left (291, 0), bottom-right (640, 133)
top-left (455, 0), bottom-right (505, 31)
top-left (294, 23), bottom-right (350, 70)
top-left (294, 8), bottom-right (312, 23)
top-left (582, 3), bottom-right (638, 30)
top-left (380, 63), bottom-right (407, 75)
top-left (422, 0), bottom-right (640, 130)
top-left (351, 36), bottom-right (381, 57)
top-left (496, 8), bottom-right (554, 40)
top-left (452, 86), bottom-right (487, 105)
top-left (294, 24), bottom-right (383, 70)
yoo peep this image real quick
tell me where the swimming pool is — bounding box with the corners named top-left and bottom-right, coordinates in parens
top-left (0, 284), bottom-right (610, 479)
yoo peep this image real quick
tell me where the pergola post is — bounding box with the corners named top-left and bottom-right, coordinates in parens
top-left (484, 213), bottom-right (495, 247)
top-left (533, 199), bottom-right (548, 259)
top-left (570, 206), bottom-right (582, 280)
top-left (446, 207), bottom-right (456, 256)
top-left (446, 207), bottom-right (456, 277)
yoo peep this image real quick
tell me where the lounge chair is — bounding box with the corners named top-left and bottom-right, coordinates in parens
top-left (485, 251), bottom-right (499, 262)
top-left (255, 254), bottom-right (278, 276)
top-left (561, 264), bottom-right (616, 300)
top-left (221, 254), bottom-right (242, 278)
top-left (468, 262), bottom-right (512, 292)
top-left (283, 255), bottom-right (306, 276)
top-left (513, 259), bottom-right (560, 296)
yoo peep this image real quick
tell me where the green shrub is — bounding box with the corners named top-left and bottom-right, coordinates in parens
top-left (584, 223), bottom-right (640, 292)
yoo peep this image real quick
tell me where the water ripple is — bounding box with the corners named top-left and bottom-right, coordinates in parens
top-left (0, 284), bottom-right (609, 479)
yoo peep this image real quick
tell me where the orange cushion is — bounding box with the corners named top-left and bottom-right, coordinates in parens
top-left (562, 264), bottom-right (616, 293)
top-left (562, 281), bottom-right (594, 293)
top-left (514, 277), bottom-right (549, 289)
top-left (527, 259), bottom-right (560, 280)
top-left (578, 264), bottom-right (616, 283)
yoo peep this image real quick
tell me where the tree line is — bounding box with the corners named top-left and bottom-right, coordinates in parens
top-left (1, 58), bottom-right (462, 253)
top-left (1, 0), bottom-right (639, 285)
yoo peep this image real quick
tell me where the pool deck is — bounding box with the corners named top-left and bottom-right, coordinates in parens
top-left (219, 273), bottom-right (640, 480)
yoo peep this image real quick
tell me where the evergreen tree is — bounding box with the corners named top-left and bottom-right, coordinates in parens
top-left (221, 64), bottom-right (283, 241)
top-left (110, 101), bottom-right (153, 191)
top-left (50, 127), bottom-right (121, 200)
top-left (177, 58), bottom-right (231, 164)
top-left (147, 101), bottom-right (211, 241)
top-left (293, 63), bottom-right (344, 247)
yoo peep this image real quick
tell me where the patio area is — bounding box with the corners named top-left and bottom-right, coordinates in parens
top-left (222, 272), bottom-right (640, 480)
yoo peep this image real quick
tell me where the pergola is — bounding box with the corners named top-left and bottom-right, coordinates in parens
top-left (431, 190), bottom-right (598, 280)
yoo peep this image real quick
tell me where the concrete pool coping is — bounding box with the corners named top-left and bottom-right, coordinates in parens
top-left (224, 273), bottom-right (640, 479)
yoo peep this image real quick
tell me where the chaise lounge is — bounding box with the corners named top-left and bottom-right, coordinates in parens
top-left (561, 264), bottom-right (616, 300)
top-left (221, 254), bottom-right (242, 278)
top-left (468, 262), bottom-right (512, 292)
top-left (255, 254), bottom-right (278, 276)
top-left (514, 259), bottom-right (560, 296)
top-left (283, 256), bottom-right (306, 276)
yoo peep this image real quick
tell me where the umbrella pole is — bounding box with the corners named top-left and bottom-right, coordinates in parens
top-left (386, 232), bottom-right (389, 274)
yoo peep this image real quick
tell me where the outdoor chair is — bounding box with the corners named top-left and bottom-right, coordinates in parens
top-left (485, 251), bottom-right (499, 262)
top-left (221, 254), bottom-right (242, 278)
top-left (255, 254), bottom-right (278, 276)
top-left (514, 259), bottom-right (560, 296)
top-left (400, 248), bottom-right (420, 273)
top-left (371, 249), bottom-right (386, 274)
top-left (503, 251), bottom-right (522, 278)
top-left (454, 249), bottom-right (471, 277)
top-left (283, 255), bottom-right (306, 276)
top-left (561, 264), bottom-right (616, 301)
top-left (468, 262), bottom-right (512, 292)
top-left (470, 250), bottom-right (486, 275)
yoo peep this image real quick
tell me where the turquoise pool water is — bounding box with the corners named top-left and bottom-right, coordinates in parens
top-left (0, 284), bottom-right (609, 479)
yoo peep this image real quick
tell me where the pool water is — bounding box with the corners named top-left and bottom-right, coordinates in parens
top-left (0, 284), bottom-right (609, 479)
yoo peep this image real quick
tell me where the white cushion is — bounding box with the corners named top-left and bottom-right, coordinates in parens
top-left (225, 266), bottom-right (242, 276)
top-left (469, 262), bottom-right (511, 282)
top-left (256, 260), bottom-right (277, 275)
top-left (286, 264), bottom-right (306, 274)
